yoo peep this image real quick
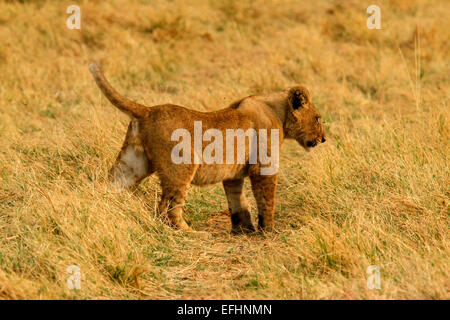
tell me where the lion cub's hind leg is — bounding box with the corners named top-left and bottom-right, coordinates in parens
top-left (223, 179), bottom-right (255, 234)
top-left (109, 121), bottom-right (153, 190)
top-left (158, 179), bottom-right (192, 231)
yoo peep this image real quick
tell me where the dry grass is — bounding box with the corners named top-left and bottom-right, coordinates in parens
top-left (0, 0), bottom-right (448, 299)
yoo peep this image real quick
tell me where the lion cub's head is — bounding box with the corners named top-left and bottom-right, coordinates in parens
top-left (284, 86), bottom-right (326, 151)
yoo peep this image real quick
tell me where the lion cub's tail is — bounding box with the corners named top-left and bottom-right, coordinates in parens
top-left (89, 62), bottom-right (148, 118)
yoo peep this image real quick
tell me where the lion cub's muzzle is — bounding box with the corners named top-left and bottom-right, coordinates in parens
top-left (306, 136), bottom-right (326, 148)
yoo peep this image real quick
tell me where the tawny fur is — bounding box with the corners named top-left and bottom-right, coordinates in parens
top-left (89, 62), bottom-right (326, 233)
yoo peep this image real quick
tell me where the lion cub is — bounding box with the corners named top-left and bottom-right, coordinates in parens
top-left (89, 63), bottom-right (325, 233)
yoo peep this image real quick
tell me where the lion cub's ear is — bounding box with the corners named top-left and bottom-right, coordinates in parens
top-left (288, 86), bottom-right (311, 110)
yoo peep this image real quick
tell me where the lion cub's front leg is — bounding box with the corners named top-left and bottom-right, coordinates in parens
top-left (223, 179), bottom-right (255, 234)
top-left (249, 173), bottom-right (278, 231)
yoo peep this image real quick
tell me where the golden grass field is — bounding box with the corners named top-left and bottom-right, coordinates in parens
top-left (0, 0), bottom-right (448, 299)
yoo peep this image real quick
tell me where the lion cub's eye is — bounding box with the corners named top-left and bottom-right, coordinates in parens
top-left (315, 116), bottom-right (320, 124)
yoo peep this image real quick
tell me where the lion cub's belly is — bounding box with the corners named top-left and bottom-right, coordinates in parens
top-left (191, 163), bottom-right (248, 185)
